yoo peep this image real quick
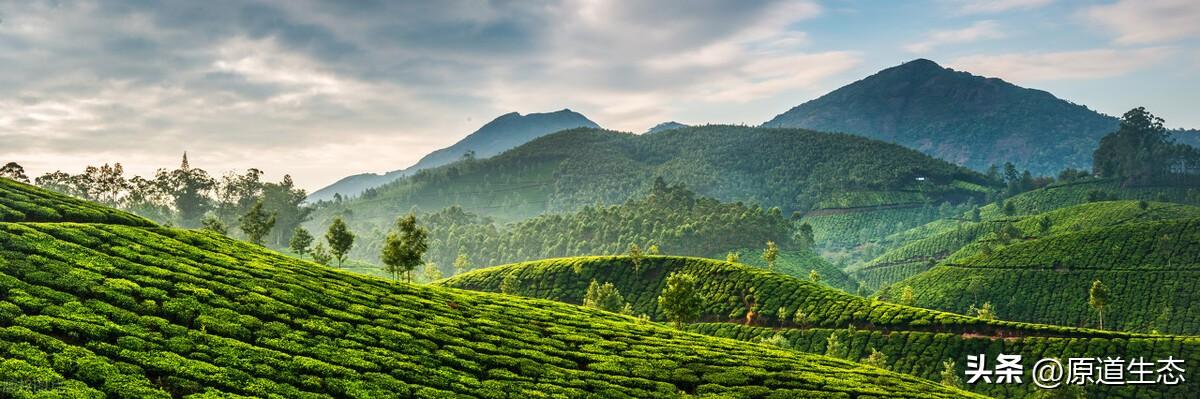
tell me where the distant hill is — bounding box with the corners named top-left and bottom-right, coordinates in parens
top-left (763, 59), bottom-right (1124, 175)
top-left (307, 109), bottom-right (599, 202)
top-left (645, 121), bottom-right (688, 134)
top-left (306, 125), bottom-right (996, 260)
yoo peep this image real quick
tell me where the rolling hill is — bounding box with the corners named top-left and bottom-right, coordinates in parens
top-left (308, 125), bottom-right (997, 262)
top-left (307, 109), bottom-right (599, 203)
top-left (762, 59), bottom-right (1121, 175)
top-left (882, 216), bottom-right (1200, 335)
top-left (0, 178), bottom-right (983, 398)
top-left (439, 256), bottom-right (1200, 398)
top-left (854, 200), bottom-right (1200, 292)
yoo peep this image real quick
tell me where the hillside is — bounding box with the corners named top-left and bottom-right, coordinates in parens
top-left (645, 121), bottom-right (688, 134)
top-left (884, 217), bottom-right (1200, 334)
top-left (854, 200), bottom-right (1200, 292)
top-left (309, 125), bottom-right (996, 261)
top-left (0, 177), bottom-right (154, 226)
top-left (441, 256), bottom-right (1200, 398)
top-left (0, 179), bottom-right (980, 398)
top-left (345, 180), bottom-right (796, 274)
top-left (762, 59), bottom-right (1120, 175)
top-left (307, 109), bottom-right (599, 202)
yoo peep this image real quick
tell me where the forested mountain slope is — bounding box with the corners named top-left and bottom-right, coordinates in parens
top-left (441, 256), bottom-right (1200, 398)
top-left (310, 125), bottom-right (995, 261)
top-left (762, 59), bottom-right (1120, 175)
top-left (884, 217), bottom-right (1200, 334)
top-left (0, 179), bottom-right (982, 398)
top-left (307, 109), bottom-right (599, 202)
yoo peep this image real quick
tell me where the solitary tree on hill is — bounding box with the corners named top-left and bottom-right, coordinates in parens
top-left (289, 227), bottom-right (313, 257)
top-left (325, 217), bottom-right (355, 268)
top-left (201, 214), bottom-right (228, 236)
top-left (381, 214), bottom-right (428, 282)
top-left (583, 280), bottom-right (626, 313)
top-left (809, 269), bottom-right (821, 284)
top-left (628, 243), bottom-right (645, 272)
top-left (725, 252), bottom-right (740, 263)
top-left (763, 241), bottom-right (779, 271)
top-left (1089, 279), bottom-right (1111, 329)
top-left (795, 223), bottom-right (815, 250)
top-left (238, 200), bottom-right (277, 246)
top-left (658, 272), bottom-right (701, 328)
top-left (310, 242), bottom-right (332, 265)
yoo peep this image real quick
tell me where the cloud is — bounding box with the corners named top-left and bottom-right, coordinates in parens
top-left (0, 0), bottom-right (855, 190)
top-left (904, 20), bottom-right (1005, 53)
top-left (1083, 0), bottom-right (1200, 45)
top-left (949, 0), bottom-right (1054, 14)
top-left (948, 48), bottom-right (1173, 83)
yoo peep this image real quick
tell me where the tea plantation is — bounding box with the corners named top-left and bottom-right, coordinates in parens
top-left (886, 217), bottom-right (1200, 334)
top-left (440, 256), bottom-right (1200, 398)
top-left (854, 201), bottom-right (1200, 292)
top-left (0, 178), bottom-right (154, 226)
top-left (438, 256), bottom-right (1132, 337)
top-left (0, 180), bottom-right (984, 398)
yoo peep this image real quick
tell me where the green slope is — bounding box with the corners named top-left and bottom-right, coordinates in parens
top-left (0, 178), bottom-right (154, 226)
top-left (728, 248), bottom-right (859, 293)
top-left (854, 194), bottom-right (1200, 293)
top-left (308, 125), bottom-right (996, 260)
top-left (885, 217), bottom-right (1200, 334)
top-left (440, 256), bottom-right (1200, 398)
top-left (0, 180), bottom-right (982, 398)
top-left (438, 256), bottom-right (1129, 336)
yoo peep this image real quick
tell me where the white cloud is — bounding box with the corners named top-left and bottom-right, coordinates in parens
top-left (905, 20), bottom-right (1005, 53)
top-left (951, 0), bottom-right (1054, 14)
top-left (1083, 0), bottom-right (1200, 45)
top-left (948, 48), bottom-right (1173, 83)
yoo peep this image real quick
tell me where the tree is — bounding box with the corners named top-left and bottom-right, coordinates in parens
top-left (862, 347), bottom-right (887, 369)
top-left (260, 175), bottom-right (311, 247)
top-left (453, 254), bottom-right (472, 276)
top-left (1089, 279), bottom-right (1110, 329)
top-left (762, 241), bottom-right (779, 271)
top-left (899, 286), bottom-right (915, 306)
top-left (159, 153), bottom-right (216, 227)
top-left (627, 243), bottom-right (644, 272)
top-left (1002, 200), bottom-right (1016, 216)
top-left (381, 214), bottom-right (428, 282)
top-left (646, 244), bottom-right (661, 255)
top-left (658, 272), bottom-right (701, 328)
top-left (310, 242), bottom-right (332, 265)
top-left (0, 162), bottom-right (29, 183)
top-left (940, 360), bottom-right (963, 389)
top-left (583, 280), bottom-right (626, 312)
top-left (1093, 107), bottom-right (1180, 185)
top-left (808, 269), bottom-right (821, 283)
top-left (1037, 216), bottom-right (1053, 235)
top-left (201, 214), bottom-right (228, 235)
top-left (725, 252), bottom-right (740, 263)
top-left (325, 217), bottom-right (355, 267)
top-left (971, 302), bottom-right (996, 321)
top-left (824, 333), bottom-right (843, 358)
top-left (238, 200), bottom-right (277, 246)
top-left (289, 227), bottom-right (314, 257)
top-left (500, 272), bottom-right (519, 294)
top-left (421, 262), bottom-right (442, 283)
top-left (795, 223), bottom-right (815, 250)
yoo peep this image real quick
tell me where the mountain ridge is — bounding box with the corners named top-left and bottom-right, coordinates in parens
top-left (307, 109), bottom-right (599, 202)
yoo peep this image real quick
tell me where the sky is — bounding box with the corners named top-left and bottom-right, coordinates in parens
top-left (1, 0), bottom-right (1197, 192)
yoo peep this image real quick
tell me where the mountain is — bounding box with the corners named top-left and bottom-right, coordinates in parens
top-left (763, 59), bottom-right (1122, 175)
top-left (307, 109), bottom-right (599, 202)
top-left (0, 178), bottom-right (984, 398)
top-left (306, 125), bottom-right (997, 262)
top-left (645, 121), bottom-right (688, 134)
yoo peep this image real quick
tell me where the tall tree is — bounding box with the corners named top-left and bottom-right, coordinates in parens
top-left (381, 214), bottom-right (428, 282)
top-left (452, 254), bottom-right (471, 275)
top-left (627, 243), bottom-right (644, 272)
top-left (657, 272), bottom-right (701, 328)
top-left (1094, 107), bottom-right (1194, 185)
top-left (261, 175), bottom-right (311, 247)
top-left (238, 200), bottom-right (277, 246)
top-left (762, 241), bottom-right (779, 271)
top-left (325, 217), bottom-right (355, 267)
top-left (289, 227), bottom-right (314, 257)
top-left (1089, 279), bottom-right (1110, 329)
top-left (0, 162), bottom-right (29, 183)
top-left (159, 153), bottom-right (215, 227)
top-left (583, 280), bottom-right (626, 312)
top-left (795, 222), bottom-right (815, 250)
